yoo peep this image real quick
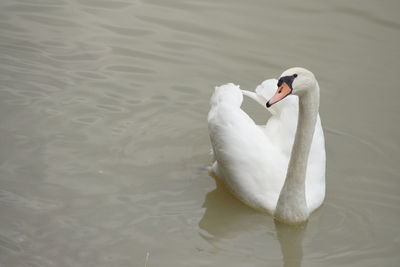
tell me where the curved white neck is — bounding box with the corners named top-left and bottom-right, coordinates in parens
top-left (274, 84), bottom-right (319, 224)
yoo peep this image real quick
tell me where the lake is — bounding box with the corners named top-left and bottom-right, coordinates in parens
top-left (0, 0), bottom-right (399, 266)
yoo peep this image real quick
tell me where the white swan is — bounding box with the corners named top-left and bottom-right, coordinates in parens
top-left (207, 67), bottom-right (326, 224)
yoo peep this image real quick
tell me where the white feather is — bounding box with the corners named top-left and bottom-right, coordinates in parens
top-left (207, 77), bottom-right (326, 215)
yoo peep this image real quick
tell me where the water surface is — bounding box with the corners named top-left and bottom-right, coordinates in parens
top-left (0, 0), bottom-right (399, 266)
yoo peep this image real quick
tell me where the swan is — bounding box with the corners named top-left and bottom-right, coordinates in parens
top-left (207, 67), bottom-right (326, 224)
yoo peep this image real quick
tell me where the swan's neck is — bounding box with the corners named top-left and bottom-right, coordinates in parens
top-left (274, 84), bottom-right (319, 224)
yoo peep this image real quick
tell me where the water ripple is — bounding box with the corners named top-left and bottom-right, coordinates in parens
top-left (77, 0), bottom-right (134, 9)
top-left (98, 23), bottom-right (152, 37)
top-left (0, 0), bottom-right (399, 266)
top-left (0, 190), bottom-right (60, 211)
top-left (336, 6), bottom-right (400, 31)
top-left (21, 14), bottom-right (81, 28)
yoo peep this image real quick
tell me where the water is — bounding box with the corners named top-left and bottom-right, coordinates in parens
top-left (0, 0), bottom-right (399, 266)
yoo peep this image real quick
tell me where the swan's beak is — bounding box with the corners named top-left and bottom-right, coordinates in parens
top-left (266, 82), bottom-right (292, 108)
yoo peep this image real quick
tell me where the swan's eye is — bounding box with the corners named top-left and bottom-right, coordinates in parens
top-left (293, 74), bottom-right (298, 78)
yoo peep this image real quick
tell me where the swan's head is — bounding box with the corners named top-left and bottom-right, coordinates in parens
top-left (266, 67), bottom-right (317, 107)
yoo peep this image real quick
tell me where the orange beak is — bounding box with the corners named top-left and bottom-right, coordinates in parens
top-left (266, 82), bottom-right (292, 108)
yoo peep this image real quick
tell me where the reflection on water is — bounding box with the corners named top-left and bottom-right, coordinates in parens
top-left (0, 0), bottom-right (400, 266)
top-left (199, 180), bottom-right (269, 240)
top-left (275, 221), bottom-right (306, 267)
top-left (200, 180), bottom-right (307, 267)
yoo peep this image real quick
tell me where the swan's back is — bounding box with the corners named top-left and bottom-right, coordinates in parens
top-left (208, 84), bottom-right (288, 212)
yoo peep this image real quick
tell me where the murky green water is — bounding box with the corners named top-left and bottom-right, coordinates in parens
top-left (0, 0), bottom-right (399, 266)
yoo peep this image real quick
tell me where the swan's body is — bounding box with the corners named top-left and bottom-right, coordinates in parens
top-left (208, 68), bottom-right (326, 224)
